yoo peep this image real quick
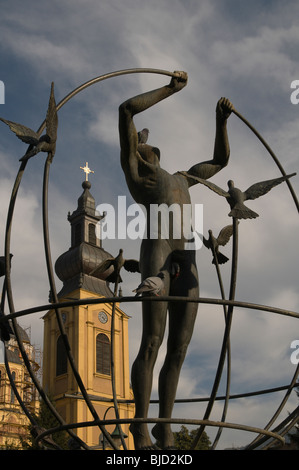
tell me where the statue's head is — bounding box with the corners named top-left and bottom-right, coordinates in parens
top-left (138, 144), bottom-right (161, 166)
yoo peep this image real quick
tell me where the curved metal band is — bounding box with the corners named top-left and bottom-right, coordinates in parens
top-left (2, 68), bottom-right (298, 450)
top-left (36, 68), bottom-right (181, 134)
top-left (232, 108), bottom-right (299, 213)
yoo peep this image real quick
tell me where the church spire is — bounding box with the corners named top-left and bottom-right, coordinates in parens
top-left (66, 162), bottom-right (103, 248)
top-left (54, 164), bottom-right (113, 299)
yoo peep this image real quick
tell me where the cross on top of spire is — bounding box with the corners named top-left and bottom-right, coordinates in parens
top-left (80, 162), bottom-right (94, 181)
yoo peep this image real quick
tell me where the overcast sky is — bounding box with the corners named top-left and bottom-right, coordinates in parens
top-left (0, 0), bottom-right (299, 450)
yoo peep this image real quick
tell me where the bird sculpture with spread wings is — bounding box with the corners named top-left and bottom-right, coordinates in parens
top-left (0, 82), bottom-right (58, 162)
top-left (203, 225), bottom-right (234, 265)
top-left (179, 171), bottom-right (296, 219)
top-left (90, 248), bottom-right (140, 284)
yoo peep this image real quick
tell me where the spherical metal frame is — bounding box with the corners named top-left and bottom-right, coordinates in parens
top-left (1, 68), bottom-right (299, 450)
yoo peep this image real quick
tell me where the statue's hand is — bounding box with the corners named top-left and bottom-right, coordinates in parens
top-left (216, 97), bottom-right (234, 121)
top-left (170, 71), bottom-right (188, 91)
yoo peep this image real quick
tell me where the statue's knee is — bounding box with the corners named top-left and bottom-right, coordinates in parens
top-left (169, 344), bottom-right (189, 366)
top-left (143, 335), bottom-right (162, 361)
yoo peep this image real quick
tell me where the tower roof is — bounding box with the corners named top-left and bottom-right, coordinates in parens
top-left (68, 180), bottom-right (99, 223)
top-left (55, 171), bottom-right (114, 299)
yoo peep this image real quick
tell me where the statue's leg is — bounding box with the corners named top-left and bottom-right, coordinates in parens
top-left (130, 240), bottom-right (171, 450)
top-left (130, 300), bottom-right (168, 449)
top-left (152, 252), bottom-right (199, 449)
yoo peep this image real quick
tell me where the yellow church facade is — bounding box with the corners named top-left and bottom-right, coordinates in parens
top-left (43, 170), bottom-right (135, 450)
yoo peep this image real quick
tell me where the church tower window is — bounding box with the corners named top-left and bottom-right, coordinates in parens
top-left (96, 333), bottom-right (111, 376)
top-left (56, 336), bottom-right (68, 376)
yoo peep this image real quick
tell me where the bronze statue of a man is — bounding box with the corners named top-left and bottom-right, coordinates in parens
top-left (119, 71), bottom-right (233, 449)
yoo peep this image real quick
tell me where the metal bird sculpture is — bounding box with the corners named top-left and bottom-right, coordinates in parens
top-left (179, 171), bottom-right (296, 219)
top-left (203, 225), bottom-right (234, 265)
top-left (0, 82), bottom-right (58, 162)
top-left (133, 272), bottom-right (165, 296)
top-left (90, 248), bottom-right (140, 284)
top-left (138, 128), bottom-right (149, 144)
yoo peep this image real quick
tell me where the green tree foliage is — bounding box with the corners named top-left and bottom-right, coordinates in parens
top-left (173, 425), bottom-right (211, 450)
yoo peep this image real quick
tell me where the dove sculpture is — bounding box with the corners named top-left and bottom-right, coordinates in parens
top-left (133, 273), bottom-right (165, 296)
top-left (0, 82), bottom-right (58, 162)
top-left (138, 128), bottom-right (149, 144)
top-left (179, 171), bottom-right (296, 219)
top-left (90, 248), bottom-right (140, 283)
top-left (203, 225), bottom-right (234, 264)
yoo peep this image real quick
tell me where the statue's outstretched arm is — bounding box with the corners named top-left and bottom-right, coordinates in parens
top-left (212, 97), bottom-right (233, 167)
top-left (187, 97), bottom-right (233, 182)
top-left (119, 72), bottom-right (188, 169)
top-left (120, 71), bottom-right (187, 118)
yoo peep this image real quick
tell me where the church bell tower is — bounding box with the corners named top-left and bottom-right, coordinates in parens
top-left (42, 163), bottom-right (134, 449)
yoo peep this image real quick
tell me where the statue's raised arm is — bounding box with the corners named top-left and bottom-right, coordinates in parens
top-left (186, 97), bottom-right (234, 183)
top-left (118, 71), bottom-right (188, 181)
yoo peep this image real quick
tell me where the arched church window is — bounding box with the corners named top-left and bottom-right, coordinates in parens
top-left (56, 336), bottom-right (68, 376)
top-left (96, 333), bottom-right (111, 375)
